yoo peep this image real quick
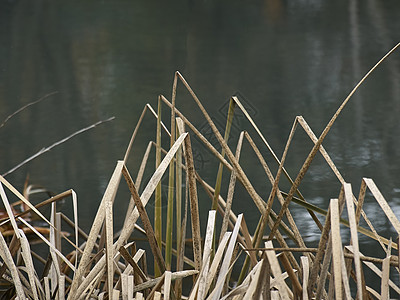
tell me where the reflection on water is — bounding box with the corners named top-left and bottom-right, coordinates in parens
top-left (1, 0), bottom-right (400, 272)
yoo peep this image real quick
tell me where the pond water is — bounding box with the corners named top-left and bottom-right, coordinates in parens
top-left (1, 0), bottom-right (400, 291)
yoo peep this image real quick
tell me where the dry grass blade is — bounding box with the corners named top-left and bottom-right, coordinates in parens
top-left (230, 96), bottom-right (279, 173)
top-left (222, 261), bottom-right (260, 300)
top-left (266, 214), bottom-right (302, 278)
top-left (220, 285), bottom-right (248, 300)
top-left (113, 289), bottom-right (120, 299)
top-left (123, 103), bottom-right (147, 162)
top-left (19, 230), bottom-right (40, 300)
top-left (105, 188), bottom-right (114, 299)
top-left (218, 131), bottom-right (243, 246)
top-left (123, 141), bottom-right (153, 233)
top-left (0, 231), bottom-right (25, 299)
top-left (165, 161), bottom-right (175, 270)
top-left (160, 95), bottom-right (233, 174)
top-left (278, 251), bottom-right (302, 297)
top-left (197, 210), bottom-right (216, 299)
top-left (242, 260), bottom-right (262, 298)
top-left (153, 291), bottom-right (161, 300)
top-left (205, 232), bottom-right (231, 295)
top-left (269, 42), bottom-right (400, 241)
top-left (138, 132), bottom-right (187, 207)
top-left (59, 213), bottom-right (91, 250)
top-left (243, 131), bottom-right (307, 252)
top-left (126, 275), bottom-right (135, 300)
top-left (316, 243), bottom-right (332, 299)
top-left (135, 141), bottom-right (153, 191)
top-left (175, 117), bottom-right (184, 276)
top-left (122, 165), bottom-right (166, 273)
top-left (212, 97), bottom-right (236, 211)
top-left (0, 182), bottom-right (21, 239)
top-left (196, 177), bottom-right (239, 231)
top-left (121, 274), bottom-right (129, 299)
top-left (356, 180), bottom-right (388, 252)
top-left (18, 216), bottom-right (75, 271)
top-left (0, 189), bottom-right (73, 224)
top-left (309, 200), bottom-right (333, 296)
top-left (232, 97), bottom-right (312, 226)
top-left (119, 246), bottom-right (147, 282)
top-left (187, 260), bottom-right (205, 300)
top-left (344, 183), bottom-right (363, 299)
top-left (131, 270), bottom-right (198, 294)
top-left (296, 116), bottom-right (344, 183)
top-left (300, 256), bottom-right (309, 300)
top-left (330, 198), bottom-right (343, 299)
top-left (175, 160), bottom-right (188, 299)
top-left (49, 207), bottom-right (62, 291)
top-left (166, 75), bottom-right (178, 272)
top-left (70, 190), bottom-right (79, 273)
top-left (183, 133), bottom-right (202, 271)
top-left (210, 214), bottom-right (243, 300)
top-left (130, 248), bottom-right (146, 272)
top-left (44, 277), bottom-right (51, 300)
top-left (381, 255), bottom-right (390, 300)
top-left (68, 160), bottom-right (124, 299)
top-left (365, 286), bottom-right (380, 298)
top-left (51, 205), bottom-right (62, 267)
top-left (76, 263), bottom-right (107, 299)
top-left (263, 240), bottom-right (291, 299)
top-left (239, 217), bottom-right (258, 268)
top-left (164, 271), bottom-right (172, 300)
top-left (398, 237), bottom-right (400, 289)
top-left (254, 254), bottom-right (270, 300)
top-left (155, 97), bottom-right (163, 277)
top-left (364, 178), bottom-right (400, 234)
top-left (355, 180), bottom-right (367, 225)
top-left (59, 275), bottom-right (66, 300)
top-left (266, 117), bottom-right (300, 241)
top-left (136, 292), bottom-right (144, 300)
top-left (123, 103), bottom-right (170, 163)
top-left (0, 175), bottom-right (54, 229)
top-left (340, 246), bottom-right (352, 299)
top-left (174, 73), bottom-right (267, 216)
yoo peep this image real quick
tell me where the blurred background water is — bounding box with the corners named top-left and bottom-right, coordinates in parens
top-left (1, 0), bottom-right (400, 290)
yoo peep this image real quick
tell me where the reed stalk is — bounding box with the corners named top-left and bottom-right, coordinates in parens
top-left (155, 96), bottom-right (163, 277)
top-left (165, 74), bottom-right (178, 271)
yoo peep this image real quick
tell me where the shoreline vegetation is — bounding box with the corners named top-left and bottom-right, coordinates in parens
top-left (1, 42), bottom-right (400, 299)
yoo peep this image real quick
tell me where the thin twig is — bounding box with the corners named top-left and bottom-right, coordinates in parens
top-left (2, 116), bottom-right (115, 176)
top-left (0, 91), bottom-right (58, 129)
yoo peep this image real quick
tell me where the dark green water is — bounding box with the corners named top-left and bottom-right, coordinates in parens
top-left (1, 0), bottom-right (400, 293)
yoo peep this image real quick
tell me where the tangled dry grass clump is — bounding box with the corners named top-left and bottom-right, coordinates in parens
top-left (0, 43), bottom-right (400, 299)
